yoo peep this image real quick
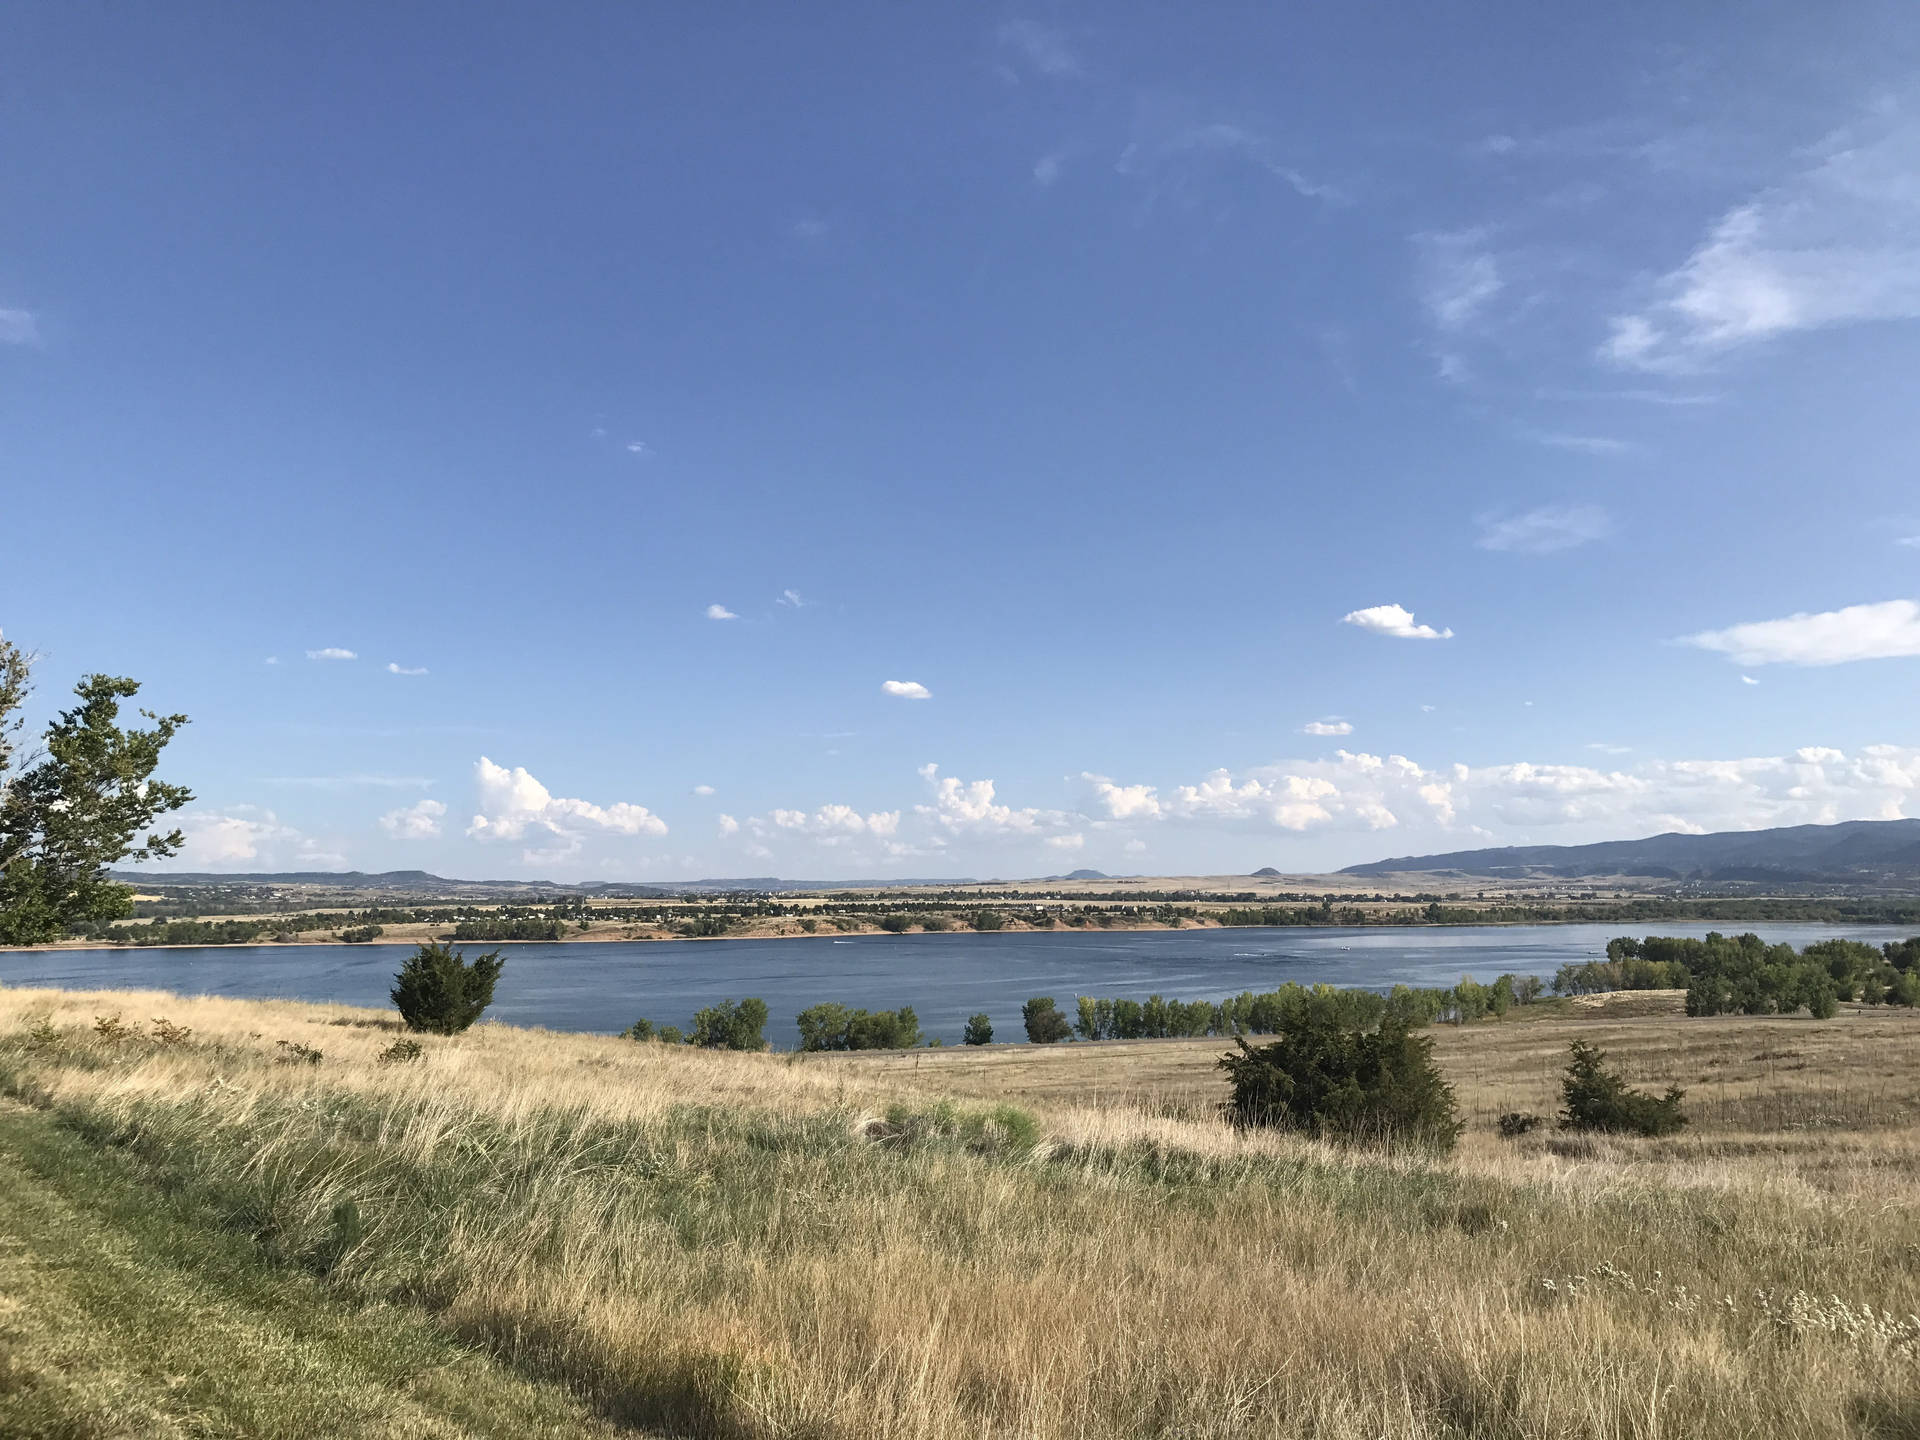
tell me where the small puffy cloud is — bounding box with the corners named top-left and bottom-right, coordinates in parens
top-left (306, 647), bottom-right (357, 661)
top-left (1742, 675), bottom-right (1760, 686)
top-left (626, 441), bottom-right (651, 456)
top-left (692, 784), bottom-right (715, 796)
top-left (717, 813), bottom-right (739, 837)
top-left (1302, 719), bottom-right (1354, 737)
top-left (996, 18), bottom-right (1081, 78)
top-left (1033, 150), bottom-right (1068, 187)
top-left (1680, 599), bottom-right (1920, 666)
top-left (264, 656), bottom-right (279, 665)
top-left (386, 662), bottom-right (428, 676)
top-left (1046, 833), bottom-right (1085, 851)
top-left (1477, 505), bottom-right (1614, 554)
top-left (882, 680), bottom-right (931, 699)
top-left (380, 798), bottom-right (446, 840)
top-left (777, 588), bottom-right (806, 607)
top-left (1341, 604), bottom-right (1453, 640)
top-left (0, 308), bottom-right (39, 345)
top-left (706, 604), bottom-right (738, 621)
top-left (466, 757), bottom-right (667, 843)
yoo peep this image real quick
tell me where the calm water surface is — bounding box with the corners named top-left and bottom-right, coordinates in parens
top-left (4, 922), bottom-right (1910, 1048)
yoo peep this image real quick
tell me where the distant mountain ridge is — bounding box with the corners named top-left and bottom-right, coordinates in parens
top-left (1341, 818), bottom-right (1920, 882)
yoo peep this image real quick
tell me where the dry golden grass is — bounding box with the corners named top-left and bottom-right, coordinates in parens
top-left (3, 984), bottom-right (1919, 1438)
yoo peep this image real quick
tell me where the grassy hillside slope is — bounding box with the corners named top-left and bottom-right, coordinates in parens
top-left (1, 987), bottom-right (1917, 1438)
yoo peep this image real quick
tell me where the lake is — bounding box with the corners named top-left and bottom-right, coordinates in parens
top-left (5, 921), bottom-right (1911, 1047)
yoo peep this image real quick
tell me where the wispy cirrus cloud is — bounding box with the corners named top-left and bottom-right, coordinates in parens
top-left (1416, 228), bottom-right (1503, 331)
top-left (996, 19), bottom-right (1082, 79)
top-left (0, 308), bottom-right (40, 345)
top-left (1477, 504), bottom-right (1614, 554)
top-left (262, 774), bottom-right (432, 789)
top-left (1603, 109), bottom-right (1920, 372)
top-left (1341, 604), bottom-right (1453, 640)
top-left (1680, 599), bottom-right (1920, 666)
top-left (1118, 120), bottom-right (1342, 205)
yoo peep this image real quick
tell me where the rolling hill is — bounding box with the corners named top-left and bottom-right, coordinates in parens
top-left (1340, 817), bottom-right (1920, 883)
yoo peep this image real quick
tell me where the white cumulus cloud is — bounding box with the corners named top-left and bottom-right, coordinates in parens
top-left (306, 647), bottom-right (357, 661)
top-left (165, 808), bottom-right (343, 870)
top-left (386, 662), bottom-right (428, 676)
top-left (693, 784), bottom-right (715, 796)
top-left (1341, 604), bottom-right (1453, 640)
top-left (706, 604), bottom-right (738, 621)
top-left (1302, 719), bottom-right (1354, 737)
top-left (917, 763), bottom-right (1072, 836)
top-left (764, 804), bottom-right (901, 844)
top-left (466, 757), bottom-right (667, 844)
top-left (380, 798), bottom-right (446, 839)
top-left (882, 680), bottom-right (931, 699)
top-left (1681, 600), bottom-right (1920, 666)
top-left (1477, 505), bottom-right (1614, 554)
top-left (1085, 743), bottom-right (1920, 846)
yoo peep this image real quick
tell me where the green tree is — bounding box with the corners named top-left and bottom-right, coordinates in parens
top-left (0, 639), bottom-right (192, 946)
top-left (1558, 1040), bottom-right (1687, 1136)
top-left (796, 1001), bottom-right (855, 1051)
top-left (390, 941), bottom-right (505, 1034)
top-left (1022, 996), bottom-right (1072, 1044)
top-left (962, 1013), bottom-right (994, 1045)
top-left (1218, 1015), bottom-right (1460, 1152)
top-left (689, 997), bottom-right (768, 1050)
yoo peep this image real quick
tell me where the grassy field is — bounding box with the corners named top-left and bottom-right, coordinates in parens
top-left (1, 986), bottom-right (1917, 1438)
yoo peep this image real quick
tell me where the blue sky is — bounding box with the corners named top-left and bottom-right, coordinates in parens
top-left (5, 3), bottom-right (1920, 880)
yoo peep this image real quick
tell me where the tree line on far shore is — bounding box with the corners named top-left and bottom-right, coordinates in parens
top-left (1552, 932), bottom-right (1920, 1016)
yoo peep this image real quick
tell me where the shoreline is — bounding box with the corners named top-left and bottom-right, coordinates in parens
top-left (6, 909), bottom-right (1916, 956)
